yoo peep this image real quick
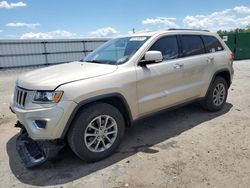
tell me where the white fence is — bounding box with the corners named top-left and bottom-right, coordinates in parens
top-left (0, 38), bottom-right (109, 68)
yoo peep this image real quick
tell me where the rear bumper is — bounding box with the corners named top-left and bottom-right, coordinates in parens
top-left (16, 122), bottom-right (65, 168)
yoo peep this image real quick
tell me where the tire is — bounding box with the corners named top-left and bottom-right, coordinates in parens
top-left (202, 76), bottom-right (228, 112)
top-left (67, 102), bottom-right (125, 162)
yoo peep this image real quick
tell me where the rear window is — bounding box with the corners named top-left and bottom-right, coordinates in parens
top-left (181, 35), bottom-right (205, 57)
top-left (202, 35), bottom-right (224, 53)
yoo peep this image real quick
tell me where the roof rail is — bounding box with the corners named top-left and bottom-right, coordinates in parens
top-left (168, 28), bottom-right (210, 32)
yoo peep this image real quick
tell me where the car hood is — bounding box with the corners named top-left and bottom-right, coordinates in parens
top-left (16, 62), bottom-right (118, 90)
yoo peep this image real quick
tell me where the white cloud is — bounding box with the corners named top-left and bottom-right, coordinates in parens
top-left (6, 22), bottom-right (40, 29)
top-left (141, 17), bottom-right (178, 28)
top-left (0, 30), bottom-right (2, 33)
top-left (20, 30), bottom-right (77, 39)
top-left (0, 1), bottom-right (26, 9)
top-left (183, 6), bottom-right (250, 31)
top-left (234, 6), bottom-right (250, 14)
top-left (90, 27), bottom-right (118, 37)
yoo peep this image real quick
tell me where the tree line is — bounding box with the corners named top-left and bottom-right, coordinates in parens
top-left (217, 26), bottom-right (250, 35)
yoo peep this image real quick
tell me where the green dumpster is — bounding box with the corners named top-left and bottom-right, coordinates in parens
top-left (220, 32), bottom-right (250, 60)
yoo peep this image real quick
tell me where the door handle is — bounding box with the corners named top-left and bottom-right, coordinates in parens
top-left (207, 57), bottom-right (214, 63)
top-left (173, 63), bottom-right (184, 69)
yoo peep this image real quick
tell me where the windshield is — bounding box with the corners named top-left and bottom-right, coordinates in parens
top-left (84, 36), bottom-right (149, 65)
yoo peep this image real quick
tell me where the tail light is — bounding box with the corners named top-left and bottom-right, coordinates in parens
top-left (230, 53), bottom-right (234, 61)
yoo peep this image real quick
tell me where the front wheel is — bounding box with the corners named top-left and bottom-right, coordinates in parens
top-left (67, 102), bottom-right (125, 162)
top-left (202, 76), bottom-right (228, 112)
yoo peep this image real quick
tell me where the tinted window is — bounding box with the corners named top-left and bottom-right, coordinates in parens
top-left (202, 35), bottom-right (224, 53)
top-left (181, 35), bottom-right (205, 57)
top-left (149, 36), bottom-right (179, 60)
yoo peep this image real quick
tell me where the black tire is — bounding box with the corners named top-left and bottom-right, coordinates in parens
top-left (67, 102), bottom-right (125, 162)
top-left (202, 76), bottom-right (228, 112)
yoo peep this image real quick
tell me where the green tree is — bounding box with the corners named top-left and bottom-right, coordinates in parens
top-left (245, 25), bottom-right (250, 32)
top-left (217, 26), bottom-right (250, 34)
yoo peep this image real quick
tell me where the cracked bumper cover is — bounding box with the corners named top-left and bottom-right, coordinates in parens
top-left (16, 121), bottom-right (65, 168)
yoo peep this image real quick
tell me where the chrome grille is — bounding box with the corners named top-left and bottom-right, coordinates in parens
top-left (15, 87), bottom-right (28, 107)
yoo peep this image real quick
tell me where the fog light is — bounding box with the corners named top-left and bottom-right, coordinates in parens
top-left (33, 120), bottom-right (47, 129)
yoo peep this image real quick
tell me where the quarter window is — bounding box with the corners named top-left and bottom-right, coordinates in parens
top-left (181, 35), bottom-right (205, 57)
top-left (149, 36), bottom-right (179, 60)
top-left (202, 35), bottom-right (224, 53)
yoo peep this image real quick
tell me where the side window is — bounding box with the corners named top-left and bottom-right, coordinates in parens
top-left (181, 35), bottom-right (205, 57)
top-left (202, 35), bottom-right (224, 53)
top-left (149, 36), bottom-right (179, 60)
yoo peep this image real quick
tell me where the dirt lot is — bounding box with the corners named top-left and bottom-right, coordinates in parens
top-left (0, 61), bottom-right (250, 188)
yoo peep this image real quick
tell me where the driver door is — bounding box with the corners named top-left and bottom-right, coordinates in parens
top-left (136, 35), bottom-right (185, 116)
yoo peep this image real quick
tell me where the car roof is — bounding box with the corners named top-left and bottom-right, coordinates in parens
top-left (127, 29), bottom-right (216, 38)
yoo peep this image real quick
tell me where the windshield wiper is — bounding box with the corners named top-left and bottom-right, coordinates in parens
top-left (85, 60), bottom-right (104, 64)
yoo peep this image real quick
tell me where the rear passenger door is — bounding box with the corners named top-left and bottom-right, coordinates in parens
top-left (200, 35), bottom-right (225, 95)
top-left (176, 35), bottom-right (208, 99)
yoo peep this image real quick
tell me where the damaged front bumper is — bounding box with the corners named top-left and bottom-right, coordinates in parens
top-left (15, 121), bottom-right (65, 168)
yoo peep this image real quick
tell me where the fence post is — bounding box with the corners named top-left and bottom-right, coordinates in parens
top-left (42, 41), bottom-right (49, 65)
top-left (82, 40), bottom-right (87, 58)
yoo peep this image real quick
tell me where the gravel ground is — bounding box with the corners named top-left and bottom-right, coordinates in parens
top-left (0, 61), bottom-right (250, 188)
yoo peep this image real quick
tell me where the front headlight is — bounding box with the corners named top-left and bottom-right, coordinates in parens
top-left (33, 91), bottom-right (63, 103)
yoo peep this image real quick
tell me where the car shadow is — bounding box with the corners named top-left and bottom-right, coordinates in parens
top-left (6, 102), bottom-right (233, 186)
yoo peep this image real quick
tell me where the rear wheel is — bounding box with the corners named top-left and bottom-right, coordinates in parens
top-left (202, 76), bottom-right (228, 112)
top-left (67, 102), bottom-right (125, 162)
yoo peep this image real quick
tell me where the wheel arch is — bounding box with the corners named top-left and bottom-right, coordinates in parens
top-left (214, 69), bottom-right (231, 88)
top-left (205, 69), bottom-right (232, 98)
top-left (61, 93), bottom-right (133, 138)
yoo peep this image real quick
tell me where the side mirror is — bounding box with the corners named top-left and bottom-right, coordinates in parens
top-left (139, 51), bottom-right (163, 66)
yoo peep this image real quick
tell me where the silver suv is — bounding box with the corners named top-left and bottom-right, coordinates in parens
top-left (10, 29), bottom-right (234, 167)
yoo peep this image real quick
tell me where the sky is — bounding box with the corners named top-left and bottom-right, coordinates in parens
top-left (0, 0), bottom-right (250, 39)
